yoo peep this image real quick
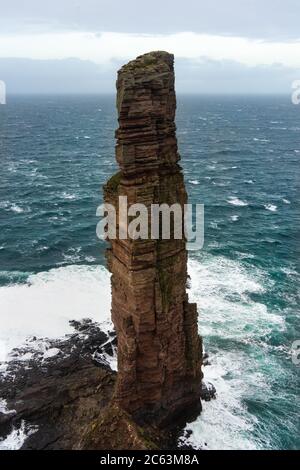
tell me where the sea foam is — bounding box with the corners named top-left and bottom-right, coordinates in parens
top-left (0, 257), bottom-right (286, 450)
top-left (0, 265), bottom-right (112, 364)
top-left (227, 197), bottom-right (248, 207)
top-left (264, 204), bottom-right (277, 212)
top-left (182, 255), bottom-right (285, 449)
top-left (0, 421), bottom-right (38, 450)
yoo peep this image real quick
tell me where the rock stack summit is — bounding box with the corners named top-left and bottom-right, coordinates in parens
top-left (104, 51), bottom-right (203, 425)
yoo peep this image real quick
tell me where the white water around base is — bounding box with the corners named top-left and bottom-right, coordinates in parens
top-left (0, 265), bottom-right (112, 364)
top-left (0, 257), bottom-right (286, 450)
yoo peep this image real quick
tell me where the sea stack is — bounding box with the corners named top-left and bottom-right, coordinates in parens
top-left (104, 51), bottom-right (203, 425)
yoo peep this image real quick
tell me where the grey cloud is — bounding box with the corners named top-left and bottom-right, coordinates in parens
top-left (175, 58), bottom-right (300, 94)
top-left (0, 0), bottom-right (299, 39)
top-left (0, 57), bottom-right (298, 95)
top-left (0, 58), bottom-right (116, 94)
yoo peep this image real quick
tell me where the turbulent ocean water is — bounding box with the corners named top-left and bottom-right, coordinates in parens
top-left (0, 95), bottom-right (299, 450)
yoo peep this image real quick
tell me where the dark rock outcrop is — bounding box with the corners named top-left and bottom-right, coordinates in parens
top-left (0, 320), bottom-right (116, 449)
top-left (104, 51), bottom-right (203, 425)
top-left (200, 381), bottom-right (217, 402)
top-left (0, 321), bottom-right (183, 450)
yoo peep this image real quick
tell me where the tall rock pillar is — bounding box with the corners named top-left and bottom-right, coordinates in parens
top-left (104, 51), bottom-right (202, 425)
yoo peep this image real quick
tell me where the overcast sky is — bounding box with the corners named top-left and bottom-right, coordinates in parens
top-left (0, 0), bottom-right (299, 93)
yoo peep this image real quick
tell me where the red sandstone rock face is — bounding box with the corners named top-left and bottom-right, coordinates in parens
top-left (104, 51), bottom-right (202, 425)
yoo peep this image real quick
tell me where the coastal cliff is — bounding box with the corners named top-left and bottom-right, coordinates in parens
top-left (104, 51), bottom-right (203, 425)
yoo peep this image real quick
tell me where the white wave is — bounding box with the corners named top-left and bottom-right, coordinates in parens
top-left (93, 335), bottom-right (117, 372)
top-left (85, 256), bottom-right (96, 262)
top-left (209, 221), bottom-right (219, 230)
top-left (0, 256), bottom-right (286, 450)
top-left (0, 202), bottom-right (30, 214)
top-left (189, 180), bottom-right (200, 185)
top-left (182, 357), bottom-right (260, 449)
top-left (10, 204), bottom-right (25, 213)
top-left (244, 180), bottom-right (254, 184)
top-left (280, 267), bottom-right (298, 277)
top-left (60, 192), bottom-right (76, 200)
top-left (253, 138), bottom-right (270, 143)
top-left (212, 181), bottom-right (228, 187)
top-left (62, 247), bottom-right (82, 263)
top-left (3, 338), bottom-right (63, 368)
top-left (37, 246), bottom-right (49, 253)
top-left (0, 265), bottom-right (112, 364)
top-left (0, 399), bottom-right (15, 416)
top-left (84, 135), bottom-right (91, 139)
top-left (227, 197), bottom-right (248, 207)
top-left (230, 215), bottom-right (239, 222)
top-left (184, 255), bottom-right (285, 449)
top-left (0, 421), bottom-right (38, 450)
top-left (282, 199), bottom-right (291, 204)
top-left (8, 164), bottom-right (18, 173)
top-left (207, 241), bottom-right (220, 249)
top-left (235, 251), bottom-right (255, 260)
top-left (0, 201), bottom-right (10, 209)
top-left (188, 256), bottom-right (283, 338)
top-left (264, 204), bottom-right (277, 212)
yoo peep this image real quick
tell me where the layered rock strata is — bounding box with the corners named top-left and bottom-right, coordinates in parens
top-left (104, 51), bottom-right (203, 425)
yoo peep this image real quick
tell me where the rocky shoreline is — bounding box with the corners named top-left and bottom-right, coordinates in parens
top-left (0, 319), bottom-right (215, 450)
top-left (0, 319), bottom-right (116, 449)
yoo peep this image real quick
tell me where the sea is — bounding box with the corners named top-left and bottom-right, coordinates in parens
top-left (0, 94), bottom-right (299, 450)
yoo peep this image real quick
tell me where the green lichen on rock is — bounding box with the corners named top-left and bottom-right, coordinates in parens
top-left (80, 403), bottom-right (159, 450)
top-left (120, 51), bottom-right (173, 73)
top-left (104, 171), bottom-right (122, 194)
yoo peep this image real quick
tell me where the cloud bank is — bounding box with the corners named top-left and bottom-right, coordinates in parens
top-left (0, 1), bottom-right (299, 94)
top-left (1, 57), bottom-right (298, 95)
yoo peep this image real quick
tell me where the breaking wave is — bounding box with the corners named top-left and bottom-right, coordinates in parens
top-left (0, 254), bottom-right (289, 450)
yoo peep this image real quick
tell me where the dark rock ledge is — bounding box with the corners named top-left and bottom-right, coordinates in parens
top-left (0, 320), bottom-right (215, 450)
top-left (0, 319), bottom-right (115, 450)
top-left (0, 320), bottom-right (207, 450)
